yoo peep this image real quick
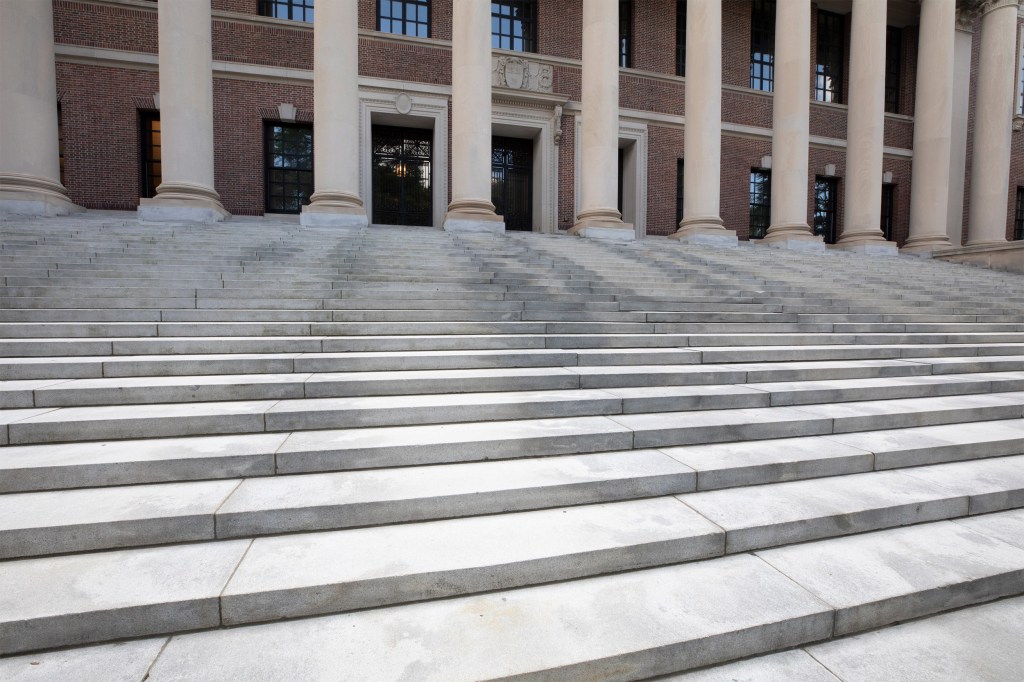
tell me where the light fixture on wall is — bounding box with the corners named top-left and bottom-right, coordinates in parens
top-left (823, 163), bottom-right (837, 177)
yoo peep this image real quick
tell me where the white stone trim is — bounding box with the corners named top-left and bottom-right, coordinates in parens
top-left (572, 117), bottom-right (648, 238)
top-left (492, 101), bottom-right (560, 234)
top-left (359, 89), bottom-right (450, 228)
top-left (1015, 23), bottom-right (1024, 118)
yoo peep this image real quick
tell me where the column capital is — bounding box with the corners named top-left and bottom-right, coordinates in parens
top-left (976, 0), bottom-right (1020, 17)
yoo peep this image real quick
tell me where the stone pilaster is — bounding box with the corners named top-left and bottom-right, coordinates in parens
top-left (570, 0), bottom-right (633, 241)
top-left (761, 0), bottom-right (824, 250)
top-left (139, 0), bottom-right (228, 223)
top-left (444, 0), bottom-right (504, 233)
top-left (903, 0), bottom-right (957, 254)
top-left (837, 0), bottom-right (897, 255)
top-left (301, 0), bottom-right (367, 227)
top-left (0, 0), bottom-right (82, 217)
top-left (965, 0), bottom-right (1020, 246)
top-left (670, 0), bottom-right (736, 247)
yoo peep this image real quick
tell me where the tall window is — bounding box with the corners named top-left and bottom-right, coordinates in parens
top-left (619, 1), bottom-right (632, 68)
top-left (814, 176), bottom-right (839, 243)
top-left (1015, 187), bottom-right (1024, 241)
top-left (379, 0), bottom-right (430, 38)
top-left (139, 111), bottom-right (161, 199)
top-left (676, 0), bottom-right (687, 77)
top-left (492, 1), bottom-right (536, 53)
top-left (815, 11), bottom-right (845, 103)
top-left (880, 184), bottom-right (895, 242)
top-left (1017, 27), bottom-right (1024, 116)
top-left (749, 169), bottom-right (771, 239)
top-left (264, 122), bottom-right (314, 214)
top-left (885, 27), bottom-right (902, 114)
top-left (57, 103), bottom-right (66, 188)
top-left (750, 0), bottom-right (776, 92)
top-left (676, 159), bottom-right (685, 226)
top-left (258, 0), bottom-right (313, 22)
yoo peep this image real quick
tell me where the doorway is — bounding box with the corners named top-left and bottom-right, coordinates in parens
top-left (371, 125), bottom-right (433, 226)
top-left (491, 136), bottom-right (534, 231)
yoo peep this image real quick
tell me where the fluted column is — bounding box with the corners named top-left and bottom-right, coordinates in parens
top-left (570, 0), bottom-right (633, 240)
top-left (671, 0), bottom-right (736, 246)
top-left (966, 0), bottom-right (1020, 245)
top-left (444, 0), bottom-right (503, 233)
top-left (0, 0), bottom-right (82, 216)
top-left (837, 0), bottom-right (897, 254)
top-left (300, 0), bottom-right (367, 227)
top-left (139, 0), bottom-right (228, 222)
top-left (903, 0), bottom-right (957, 253)
top-left (762, 0), bottom-right (823, 250)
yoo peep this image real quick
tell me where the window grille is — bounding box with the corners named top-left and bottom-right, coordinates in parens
top-left (139, 111), bottom-right (161, 199)
top-left (814, 176), bottom-right (839, 244)
top-left (885, 27), bottom-right (901, 114)
top-left (676, 0), bottom-right (687, 77)
top-left (750, 0), bottom-right (776, 92)
top-left (258, 0), bottom-right (313, 23)
top-left (749, 169), bottom-right (771, 239)
top-left (620, 0), bottom-right (632, 68)
top-left (492, 0), bottom-right (536, 53)
top-left (815, 10), bottom-right (844, 103)
top-left (379, 0), bottom-right (430, 38)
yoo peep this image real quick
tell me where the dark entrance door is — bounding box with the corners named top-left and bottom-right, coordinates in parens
top-left (371, 125), bottom-right (433, 226)
top-left (492, 136), bottom-right (533, 231)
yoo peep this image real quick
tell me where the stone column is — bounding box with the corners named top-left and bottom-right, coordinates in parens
top-left (762, 0), bottom-right (823, 250)
top-left (0, 0), bottom-right (82, 216)
top-left (966, 0), bottom-right (1020, 246)
top-left (301, 0), bottom-right (368, 227)
top-left (903, 0), bottom-right (956, 253)
top-left (570, 0), bottom-right (633, 240)
top-left (139, 0), bottom-right (228, 222)
top-left (946, 15), bottom-right (975, 245)
top-left (443, 0), bottom-right (503, 233)
top-left (837, 0), bottom-right (897, 254)
top-left (671, 0), bottom-right (736, 246)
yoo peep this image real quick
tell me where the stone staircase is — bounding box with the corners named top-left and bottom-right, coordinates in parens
top-left (1, 211), bottom-right (1023, 680)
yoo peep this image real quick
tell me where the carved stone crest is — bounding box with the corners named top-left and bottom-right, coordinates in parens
top-left (492, 56), bottom-right (553, 93)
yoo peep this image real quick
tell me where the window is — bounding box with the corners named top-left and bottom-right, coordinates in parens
top-left (676, 159), bottom-right (685, 226)
top-left (1015, 187), bottom-right (1023, 241)
top-left (1017, 26), bottom-right (1023, 116)
top-left (264, 122), bottom-right (314, 214)
top-left (676, 0), bottom-right (687, 77)
top-left (139, 111), bottom-right (161, 199)
top-left (258, 0), bottom-right (313, 22)
top-left (379, 0), bottom-right (430, 38)
top-left (749, 169), bottom-right (771, 239)
top-left (750, 0), bottom-right (775, 92)
top-left (492, 1), bottom-right (536, 53)
top-left (885, 27), bottom-right (902, 114)
top-left (619, 0), bottom-right (632, 68)
top-left (815, 10), bottom-right (844, 103)
top-left (57, 103), bottom-right (66, 188)
top-left (814, 176), bottom-right (839, 244)
top-left (880, 183), bottom-right (895, 242)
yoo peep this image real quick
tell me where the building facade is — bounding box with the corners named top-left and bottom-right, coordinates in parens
top-left (1, 0), bottom-right (1023, 253)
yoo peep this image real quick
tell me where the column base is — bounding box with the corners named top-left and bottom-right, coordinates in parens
top-left (758, 223), bottom-right (826, 251)
top-left (835, 236), bottom-right (899, 256)
top-left (443, 199), bottom-right (505, 234)
top-left (300, 191), bottom-right (368, 228)
top-left (669, 218), bottom-right (738, 247)
top-left (901, 235), bottom-right (955, 255)
top-left (0, 174), bottom-right (83, 217)
top-left (569, 209), bottom-right (634, 241)
top-left (138, 182), bottom-right (229, 223)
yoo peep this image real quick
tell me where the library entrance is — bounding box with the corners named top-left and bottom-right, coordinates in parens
top-left (371, 125), bottom-right (433, 226)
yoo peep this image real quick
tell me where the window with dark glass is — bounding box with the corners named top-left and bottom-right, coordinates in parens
top-left (885, 27), bottom-right (902, 114)
top-left (814, 176), bottom-right (839, 243)
top-left (619, 0), bottom-right (632, 68)
top-left (259, 0), bottom-right (313, 22)
top-left (492, 0), bottom-right (536, 53)
top-left (1018, 34), bottom-right (1024, 116)
top-left (676, 159), bottom-right (685, 226)
top-left (676, 0), bottom-right (687, 76)
top-left (1015, 187), bottom-right (1024, 241)
top-left (815, 10), bottom-right (845, 103)
top-left (749, 169), bottom-right (771, 239)
top-left (880, 184), bottom-right (895, 242)
top-left (57, 103), bottom-right (66, 188)
top-left (750, 0), bottom-right (775, 92)
top-left (139, 111), bottom-right (161, 199)
top-left (264, 122), bottom-right (314, 214)
top-left (379, 0), bottom-right (430, 38)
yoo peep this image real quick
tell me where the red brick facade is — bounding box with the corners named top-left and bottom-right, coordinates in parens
top-left (51, 0), bottom-right (1024, 244)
